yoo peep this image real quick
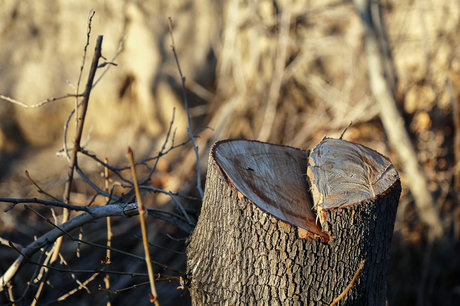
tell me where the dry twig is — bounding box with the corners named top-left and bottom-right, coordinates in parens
top-left (104, 157), bottom-right (113, 306)
top-left (0, 14), bottom-right (195, 304)
top-left (0, 93), bottom-right (83, 108)
top-left (127, 147), bottom-right (160, 305)
top-left (168, 17), bottom-right (204, 200)
top-left (0, 203), bottom-right (138, 291)
top-left (52, 35), bottom-right (104, 263)
top-left (330, 260), bottom-right (366, 306)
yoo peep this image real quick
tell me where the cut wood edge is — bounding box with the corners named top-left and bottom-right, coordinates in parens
top-left (307, 138), bottom-right (400, 225)
top-left (212, 139), bottom-right (329, 241)
top-left (211, 138), bottom-right (399, 242)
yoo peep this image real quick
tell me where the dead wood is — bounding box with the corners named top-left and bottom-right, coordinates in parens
top-left (187, 138), bottom-right (400, 305)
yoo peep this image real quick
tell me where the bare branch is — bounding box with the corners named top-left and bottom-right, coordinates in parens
top-left (127, 147), bottom-right (160, 305)
top-left (141, 108), bottom-right (176, 184)
top-left (75, 166), bottom-right (119, 201)
top-left (0, 93), bottom-right (83, 108)
top-left (168, 17), bottom-right (204, 200)
top-left (57, 272), bottom-right (99, 302)
top-left (0, 237), bottom-right (23, 250)
top-left (24, 170), bottom-right (61, 201)
top-left (75, 9), bottom-right (96, 99)
top-left (140, 186), bottom-right (193, 226)
top-left (52, 35), bottom-right (105, 263)
top-left (0, 203), bottom-right (138, 291)
top-left (1, 197), bottom-right (90, 213)
top-left (93, 35), bottom-right (125, 88)
top-left (63, 35), bottom-right (104, 204)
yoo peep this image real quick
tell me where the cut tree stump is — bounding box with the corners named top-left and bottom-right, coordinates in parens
top-left (187, 138), bottom-right (401, 305)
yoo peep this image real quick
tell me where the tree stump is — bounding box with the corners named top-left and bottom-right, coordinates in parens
top-left (187, 138), bottom-right (401, 305)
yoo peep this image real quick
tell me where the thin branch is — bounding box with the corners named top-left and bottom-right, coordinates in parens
top-left (0, 93), bottom-right (83, 108)
top-left (62, 102), bottom-right (82, 161)
top-left (139, 186), bottom-right (193, 226)
top-left (52, 35), bottom-right (104, 263)
top-left (141, 108), bottom-right (176, 185)
top-left (64, 35), bottom-right (104, 203)
top-left (146, 209), bottom-right (194, 234)
top-left (6, 282), bottom-right (14, 305)
top-left (127, 147), bottom-right (160, 305)
top-left (1, 197), bottom-right (91, 213)
top-left (72, 236), bottom-right (183, 274)
top-left (30, 245), bottom-right (56, 306)
top-left (61, 27), bottom-right (124, 163)
top-left (0, 237), bottom-right (23, 249)
top-left (72, 9), bottom-right (95, 142)
top-left (25, 205), bottom-right (76, 241)
top-left (103, 157), bottom-right (113, 305)
top-left (75, 166), bottom-right (120, 201)
top-left (0, 197), bottom-right (192, 232)
top-left (168, 17), bottom-right (204, 200)
top-left (330, 260), bottom-right (366, 306)
top-left (100, 281), bottom-right (149, 294)
top-left (18, 256), bottom-right (149, 276)
top-left (93, 35), bottom-right (125, 88)
top-left (57, 272), bottom-right (99, 302)
top-left (103, 276), bottom-right (179, 295)
top-left (24, 170), bottom-right (60, 201)
top-left (76, 10), bottom-right (96, 98)
top-left (0, 203), bottom-right (139, 292)
top-left (339, 122), bottom-right (353, 140)
top-left (79, 130), bottom-right (201, 173)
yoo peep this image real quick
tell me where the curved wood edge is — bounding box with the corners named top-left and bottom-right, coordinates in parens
top-left (307, 138), bottom-right (400, 226)
top-left (211, 139), bottom-right (329, 241)
top-left (209, 138), bottom-right (400, 243)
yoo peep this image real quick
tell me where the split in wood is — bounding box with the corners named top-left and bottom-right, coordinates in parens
top-left (213, 138), bottom-right (399, 241)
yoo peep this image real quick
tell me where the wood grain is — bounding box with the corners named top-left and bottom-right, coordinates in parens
top-left (307, 138), bottom-right (399, 214)
top-left (213, 139), bottom-right (323, 237)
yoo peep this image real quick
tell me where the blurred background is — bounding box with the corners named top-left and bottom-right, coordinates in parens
top-left (0, 0), bottom-right (459, 305)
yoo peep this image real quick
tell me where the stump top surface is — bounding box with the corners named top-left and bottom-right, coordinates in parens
top-left (212, 138), bottom-right (399, 237)
top-left (307, 138), bottom-right (399, 210)
top-left (213, 139), bottom-right (320, 234)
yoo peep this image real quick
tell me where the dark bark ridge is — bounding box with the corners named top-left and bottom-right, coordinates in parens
top-left (187, 139), bottom-right (401, 305)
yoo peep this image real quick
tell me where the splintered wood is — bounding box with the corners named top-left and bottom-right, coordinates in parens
top-left (307, 138), bottom-right (399, 224)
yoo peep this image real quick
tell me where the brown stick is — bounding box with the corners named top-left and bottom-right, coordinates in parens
top-left (0, 93), bottom-right (84, 108)
top-left (127, 147), bottom-right (160, 305)
top-left (331, 260), bottom-right (366, 306)
top-left (51, 35), bottom-right (104, 263)
top-left (103, 157), bottom-right (113, 306)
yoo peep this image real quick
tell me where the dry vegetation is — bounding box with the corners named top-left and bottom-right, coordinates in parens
top-left (0, 0), bottom-right (459, 305)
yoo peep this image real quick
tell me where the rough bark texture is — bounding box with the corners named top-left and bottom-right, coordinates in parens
top-left (187, 139), bottom-right (400, 305)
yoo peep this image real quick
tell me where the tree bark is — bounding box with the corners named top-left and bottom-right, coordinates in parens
top-left (187, 139), bottom-right (400, 305)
